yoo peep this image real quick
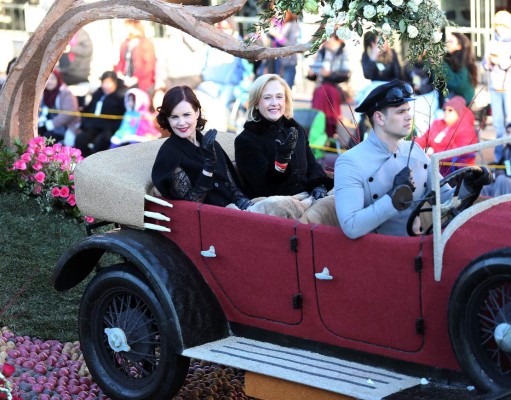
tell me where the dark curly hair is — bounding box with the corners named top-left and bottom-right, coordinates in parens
top-left (156, 86), bottom-right (206, 134)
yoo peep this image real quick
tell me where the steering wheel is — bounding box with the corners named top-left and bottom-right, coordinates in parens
top-left (406, 167), bottom-right (484, 236)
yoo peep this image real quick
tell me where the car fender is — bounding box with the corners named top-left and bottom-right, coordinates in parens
top-left (51, 228), bottom-right (228, 349)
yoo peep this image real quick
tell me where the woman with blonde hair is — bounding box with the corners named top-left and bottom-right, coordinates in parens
top-left (234, 74), bottom-right (332, 199)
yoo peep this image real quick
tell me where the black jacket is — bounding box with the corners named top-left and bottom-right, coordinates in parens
top-left (81, 87), bottom-right (126, 135)
top-left (152, 131), bottom-right (245, 207)
top-left (234, 116), bottom-right (333, 198)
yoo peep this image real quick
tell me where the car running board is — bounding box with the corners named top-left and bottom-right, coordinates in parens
top-left (182, 337), bottom-right (420, 400)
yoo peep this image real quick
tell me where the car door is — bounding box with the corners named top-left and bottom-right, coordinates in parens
top-left (311, 224), bottom-right (424, 351)
top-left (198, 204), bottom-right (302, 324)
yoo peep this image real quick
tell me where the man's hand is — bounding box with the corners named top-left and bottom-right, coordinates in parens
top-left (387, 167), bottom-right (414, 210)
top-left (202, 129), bottom-right (217, 174)
top-left (463, 166), bottom-right (493, 192)
top-left (275, 127), bottom-right (298, 165)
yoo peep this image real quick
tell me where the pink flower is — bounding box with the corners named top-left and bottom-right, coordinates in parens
top-left (37, 153), bottom-right (48, 163)
top-left (53, 143), bottom-right (62, 152)
top-left (44, 147), bottom-right (55, 157)
top-left (60, 186), bottom-right (70, 198)
top-left (21, 153), bottom-right (32, 162)
top-left (69, 174), bottom-right (74, 181)
top-left (34, 171), bottom-right (45, 183)
top-left (33, 185), bottom-right (42, 195)
top-left (32, 137), bottom-right (46, 146)
top-left (13, 160), bottom-right (26, 170)
top-left (67, 194), bottom-right (76, 206)
top-left (51, 187), bottom-right (61, 197)
top-left (32, 161), bottom-right (43, 171)
top-left (84, 216), bottom-right (95, 223)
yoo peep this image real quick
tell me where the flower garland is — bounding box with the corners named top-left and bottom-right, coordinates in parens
top-left (258, 0), bottom-right (450, 91)
top-left (10, 137), bottom-right (93, 223)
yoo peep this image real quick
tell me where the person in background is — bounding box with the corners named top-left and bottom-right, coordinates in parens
top-left (0, 57), bottom-right (17, 91)
top-left (38, 69), bottom-right (81, 146)
top-left (482, 10), bottom-right (511, 163)
top-left (362, 32), bottom-right (401, 83)
top-left (308, 34), bottom-right (351, 140)
top-left (268, 11), bottom-right (301, 89)
top-left (75, 71), bottom-right (126, 156)
top-left (443, 32), bottom-right (478, 106)
top-left (58, 28), bottom-right (93, 108)
top-left (152, 85), bottom-right (252, 210)
top-left (110, 88), bottom-right (161, 148)
top-left (415, 96), bottom-right (478, 175)
top-left (234, 74), bottom-right (333, 199)
top-left (402, 55), bottom-right (440, 135)
top-left (114, 19), bottom-right (156, 95)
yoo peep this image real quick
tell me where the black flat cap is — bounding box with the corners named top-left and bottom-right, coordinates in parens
top-left (355, 80), bottom-right (415, 116)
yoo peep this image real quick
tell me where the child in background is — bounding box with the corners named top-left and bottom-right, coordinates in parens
top-left (110, 88), bottom-right (161, 148)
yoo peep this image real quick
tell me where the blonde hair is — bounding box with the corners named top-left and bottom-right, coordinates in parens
top-left (246, 74), bottom-right (294, 122)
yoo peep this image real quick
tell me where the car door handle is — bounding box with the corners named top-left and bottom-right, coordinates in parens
top-left (201, 245), bottom-right (216, 258)
top-left (315, 267), bottom-right (333, 280)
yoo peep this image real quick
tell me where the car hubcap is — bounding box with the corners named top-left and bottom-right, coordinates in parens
top-left (494, 323), bottom-right (511, 353)
top-left (105, 327), bottom-right (131, 352)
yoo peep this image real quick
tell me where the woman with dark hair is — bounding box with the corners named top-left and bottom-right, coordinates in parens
top-left (361, 32), bottom-right (401, 82)
top-left (152, 85), bottom-right (252, 209)
top-left (443, 32), bottom-right (478, 106)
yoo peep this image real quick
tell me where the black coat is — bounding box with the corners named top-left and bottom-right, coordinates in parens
top-left (81, 87), bottom-right (126, 135)
top-left (152, 131), bottom-right (244, 207)
top-left (234, 116), bottom-right (333, 198)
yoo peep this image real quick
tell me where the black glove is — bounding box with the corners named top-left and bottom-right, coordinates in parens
top-left (202, 129), bottom-right (217, 174)
top-left (235, 197), bottom-right (253, 210)
top-left (275, 127), bottom-right (298, 165)
top-left (387, 167), bottom-right (415, 211)
top-left (312, 185), bottom-right (327, 200)
top-left (463, 166), bottom-right (493, 193)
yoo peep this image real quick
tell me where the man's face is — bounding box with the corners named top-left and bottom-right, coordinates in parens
top-left (377, 103), bottom-right (413, 139)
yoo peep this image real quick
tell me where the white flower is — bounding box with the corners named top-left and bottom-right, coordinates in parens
top-left (371, 0), bottom-right (379, 3)
top-left (407, 25), bottom-right (419, 38)
top-left (377, 4), bottom-right (392, 15)
top-left (348, 1), bottom-right (357, 9)
top-left (408, 2), bottom-right (419, 12)
top-left (322, 3), bottom-right (335, 17)
top-left (333, 0), bottom-right (344, 10)
top-left (432, 31), bottom-right (443, 43)
top-left (389, 0), bottom-right (404, 6)
top-left (381, 22), bottom-right (392, 35)
top-left (336, 26), bottom-right (352, 40)
top-left (363, 5), bottom-right (376, 19)
top-left (411, 0), bottom-right (424, 5)
top-left (325, 20), bottom-right (336, 36)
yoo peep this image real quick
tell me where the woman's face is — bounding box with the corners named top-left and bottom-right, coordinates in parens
top-left (257, 80), bottom-right (286, 122)
top-left (101, 78), bottom-right (117, 95)
top-left (46, 73), bottom-right (58, 91)
top-left (167, 100), bottom-right (200, 142)
top-left (446, 34), bottom-right (461, 53)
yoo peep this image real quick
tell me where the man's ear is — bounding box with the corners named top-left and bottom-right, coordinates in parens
top-left (373, 110), bottom-right (385, 126)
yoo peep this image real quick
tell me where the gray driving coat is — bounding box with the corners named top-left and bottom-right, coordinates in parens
top-left (334, 131), bottom-right (447, 239)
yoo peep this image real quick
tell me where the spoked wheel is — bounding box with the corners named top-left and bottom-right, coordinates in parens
top-left (79, 264), bottom-right (189, 400)
top-left (406, 167), bottom-right (483, 236)
top-left (449, 260), bottom-right (511, 392)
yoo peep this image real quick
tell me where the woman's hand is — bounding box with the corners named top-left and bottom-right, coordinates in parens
top-left (202, 129), bottom-right (217, 174)
top-left (275, 127), bottom-right (298, 168)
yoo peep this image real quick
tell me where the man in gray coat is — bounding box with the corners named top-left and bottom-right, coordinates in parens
top-left (334, 80), bottom-right (490, 239)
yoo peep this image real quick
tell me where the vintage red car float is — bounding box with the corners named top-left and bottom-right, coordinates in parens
top-left (51, 133), bottom-right (511, 400)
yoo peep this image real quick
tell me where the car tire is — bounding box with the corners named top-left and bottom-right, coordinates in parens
top-left (79, 263), bottom-right (189, 400)
top-left (449, 257), bottom-right (511, 392)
